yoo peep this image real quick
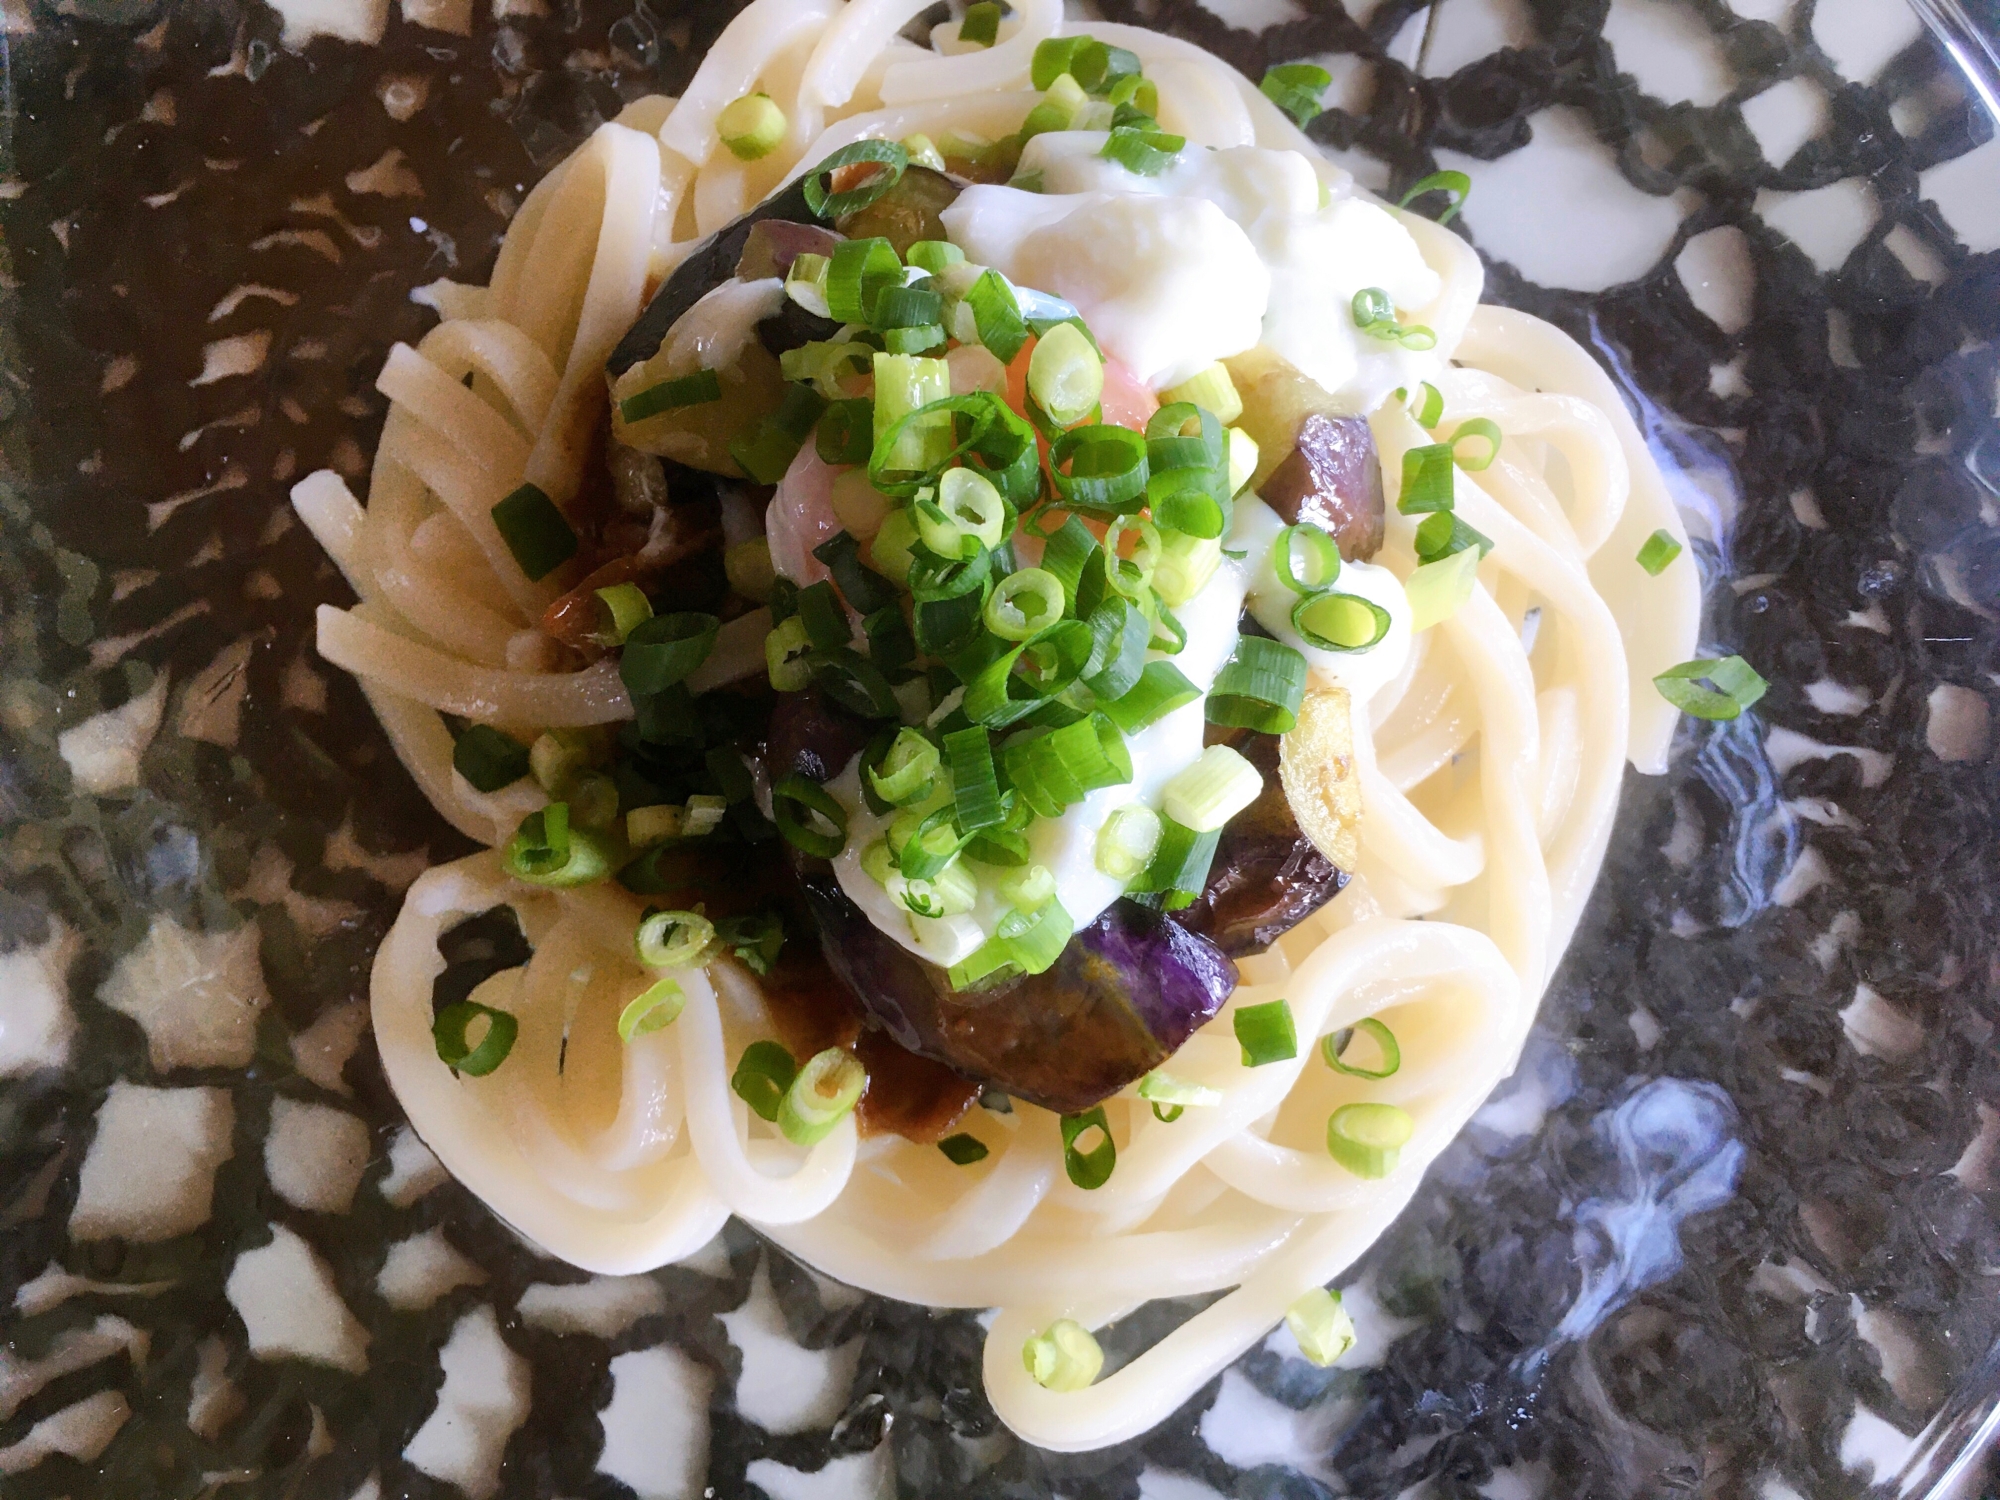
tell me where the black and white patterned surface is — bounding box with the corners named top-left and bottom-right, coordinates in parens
top-left (1, 0), bottom-right (1996, 1496)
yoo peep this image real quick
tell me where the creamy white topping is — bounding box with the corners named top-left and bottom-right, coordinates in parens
top-left (938, 135), bottom-right (1444, 410)
top-left (660, 277), bottom-right (786, 376)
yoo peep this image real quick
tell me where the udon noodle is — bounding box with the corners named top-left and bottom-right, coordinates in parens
top-left (293, 0), bottom-right (1699, 1451)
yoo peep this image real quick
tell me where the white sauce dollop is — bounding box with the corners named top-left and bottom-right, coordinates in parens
top-left (939, 135), bottom-right (1443, 409)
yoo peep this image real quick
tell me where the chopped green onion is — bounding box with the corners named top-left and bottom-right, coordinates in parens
top-left (778, 1047), bottom-right (866, 1145)
top-left (917, 468), bottom-right (1006, 559)
top-left (1448, 418), bottom-right (1502, 470)
top-left (959, 0), bottom-right (1000, 45)
top-left (1160, 362), bottom-right (1242, 424)
top-left (785, 254), bottom-right (833, 319)
top-left (939, 1132), bottom-right (990, 1164)
top-left (1326, 1101), bottom-right (1413, 1178)
top-left (872, 352), bottom-right (955, 473)
top-left (1397, 169), bottom-right (1472, 225)
top-left (1030, 34), bottom-right (1138, 93)
top-left (1101, 514), bottom-right (1161, 599)
top-left (635, 908), bottom-right (716, 970)
top-left (813, 530), bottom-right (898, 615)
top-left (732, 1040), bottom-right (798, 1122)
top-left (869, 507), bottom-right (921, 584)
top-left (621, 611), bottom-right (720, 695)
top-left (1276, 523), bottom-right (1341, 594)
top-left (892, 805), bottom-right (967, 880)
top-left (1405, 547), bottom-right (1481, 631)
top-left (1023, 1318), bottom-right (1102, 1391)
top-left (725, 538), bottom-right (778, 602)
top-left (985, 568), bottom-right (1067, 641)
top-left (1323, 1017), bottom-right (1401, 1079)
top-left (874, 283), bottom-right (946, 354)
top-left (593, 582), bottom-right (654, 645)
top-left (795, 580), bottom-right (849, 651)
top-left (1412, 511), bottom-right (1493, 566)
top-left (433, 1000), bottom-right (518, 1076)
top-left (861, 837), bottom-right (897, 885)
top-left (869, 727), bottom-right (942, 806)
top-left (1285, 1287), bottom-right (1356, 1366)
top-left (816, 398), bottom-right (876, 465)
top-left (618, 368), bottom-right (722, 424)
top-left (901, 132), bottom-right (947, 171)
top-left (1004, 714), bottom-right (1132, 816)
top-left (617, 977), bottom-right (686, 1040)
top-left (1083, 598), bottom-right (1150, 701)
top-left (907, 239), bottom-right (964, 274)
top-left (889, 860), bottom-right (977, 918)
top-left (1027, 321), bottom-right (1103, 427)
top-left (1411, 381), bottom-right (1444, 427)
top-left (1131, 815), bottom-right (1219, 907)
top-left (715, 911), bottom-right (786, 976)
top-left (1050, 423), bottom-right (1149, 515)
top-left (1138, 1071), bottom-right (1222, 1108)
top-left (1234, 998), bottom-right (1297, 1067)
top-left (965, 270), bottom-right (1028, 363)
top-left (1350, 287), bottom-right (1437, 350)
top-left (945, 725), bottom-right (1004, 831)
top-left (529, 727), bottom-right (597, 794)
top-left (996, 897), bottom-right (1071, 973)
top-left (1101, 124), bottom-right (1184, 175)
top-left (1105, 661), bottom-right (1201, 733)
top-left (998, 863), bottom-right (1056, 912)
top-left (1152, 1103), bottom-right (1185, 1123)
top-left (1397, 444), bottom-right (1456, 514)
top-left (1095, 804), bottom-right (1162, 882)
top-left (627, 803), bottom-right (685, 847)
top-left (811, 646), bottom-right (902, 719)
top-left (800, 139), bottom-right (909, 219)
top-left (1654, 655), bottom-right (1768, 720)
top-left (490, 482), bottom-right (577, 581)
top-left (452, 724), bottom-right (530, 792)
top-left (772, 773), bottom-right (849, 858)
top-left (827, 236), bottom-right (905, 325)
top-left (1154, 531), bottom-right (1223, 607)
top-left (766, 614), bottom-right (814, 690)
top-left (1163, 745), bottom-right (1261, 833)
top-left (1206, 635), bottom-right (1307, 733)
top-left (1637, 528), bottom-right (1683, 575)
top-left (1259, 62), bottom-right (1333, 127)
top-left (717, 91), bottom-right (786, 160)
top-left (1292, 591), bottom-right (1391, 653)
top-left (503, 803), bottom-right (614, 888)
top-left (1060, 1105), bottom-right (1116, 1189)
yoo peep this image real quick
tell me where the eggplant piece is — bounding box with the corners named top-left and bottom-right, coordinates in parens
top-left (833, 165), bottom-right (963, 256)
top-left (1172, 730), bottom-right (1349, 957)
top-left (758, 298), bottom-right (842, 361)
top-left (766, 684), bottom-right (879, 786)
top-left (799, 870), bottom-right (1236, 1116)
top-left (735, 219), bottom-right (844, 281)
top-left (1261, 413), bottom-right (1386, 562)
top-left (608, 177), bottom-right (823, 378)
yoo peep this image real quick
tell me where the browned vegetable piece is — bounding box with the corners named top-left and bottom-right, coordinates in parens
top-left (734, 219), bottom-right (844, 281)
top-left (608, 338), bottom-right (787, 479)
top-left (834, 165), bottom-right (963, 255)
top-left (1173, 729), bottom-right (1350, 957)
top-left (1261, 413), bottom-right (1386, 561)
top-left (1279, 686), bottom-right (1363, 873)
top-left (1223, 347), bottom-right (1386, 561)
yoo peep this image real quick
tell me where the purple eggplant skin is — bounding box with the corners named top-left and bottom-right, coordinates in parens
top-left (1173, 731), bottom-right (1349, 957)
top-left (798, 871), bottom-right (1237, 1116)
top-left (1261, 413), bottom-right (1385, 562)
top-left (765, 684), bottom-right (879, 786)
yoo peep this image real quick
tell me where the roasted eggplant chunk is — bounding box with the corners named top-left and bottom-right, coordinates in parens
top-left (1224, 348), bottom-right (1386, 561)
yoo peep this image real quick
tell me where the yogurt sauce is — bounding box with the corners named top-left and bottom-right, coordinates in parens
top-left (938, 133), bottom-right (1444, 410)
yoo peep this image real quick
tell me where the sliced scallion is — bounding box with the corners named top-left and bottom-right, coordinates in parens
top-left (490, 482), bottom-right (577, 582)
top-left (985, 568), bottom-right (1067, 641)
top-left (869, 727), bottom-right (942, 807)
top-left (1259, 62), bottom-right (1333, 127)
top-left (939, 1132), bottom-right (990, 1164)
top-left (1637, 528), bottom-right (1683, 575)
top-left (1323, 1017), bottom-right (1401, 1079)
top-left (635, 909), bottom-right (716, 970)
top-left (1028, 321), bottom-right (1103, 427)
top-left (1276, 523), bottom-right (1341, 594)
top-left (778, 1047), bottom-right (866, 1145)
top-left (618, 367), bottom-right (722, 424)
top-left (965, 269), bottom-right (1029, 363)
top-left (1106, 661), bottom-right (1201, 733)
top-left (1326, 1102), bottom-right (1413, 1178)
top-left (1160, 362), bottom-right (1242, 424)
top-left (1397, 443), bottom-right (1456, 514)
top-left (1233, 998), bottom-right (1297, 1067)
top-left (452, 724), bottom-right (530, 792)
top-left (1292, 590), bottom-right (1391, 653)
top-left (1654, 655), bottom-right (1768, 720)
top-left (594, 582), bottom-right (653, 645)
top-left (1060, 1105), bottom-right (1116, 1189)
top-left (959, 0), bottom-right (1000, 45)
top-left (1285, 1287), bottom-right (1356, 1367)
top-left (1448, 417), bottom-right (1502, 470)
top-left (621, 611), bottom-right (720, 695)
top-left (1397, 169), bottom-right (1472, 225)
top-left (800, 139), bottom-right (909, 219)
top-left (945, 724), bottom-right (1003, 831)
top-left (1138, 1071), bottom-right (1222, 1108)
top-left (1162, 744), bottom-right (1262, 832)
top-left (1206, 636), bottom-right (1307, 734)
top-left (772, 774), bottom-right (849, 858)
top-left (717, 91), bottom-right (785, 160)
top-left (732, 1040), bottom-right (798, 1122)
top-left (765, 615), bottom-right (813, 691)
top-left (1131, 815), bottom-right (1219, 908)
top-left (503, 803), bottom-right (614, 888)
top-left (433, 1000), bottom-right (518, 1076)
top-left (1404, 547), bottom-right (1481, 632)
top-left (617, 977), bottom-right (686, 1040)
top-left (1023, 1319), bottom-right (1102, 1391)
top-left (1095, 804), bottom-right (1163, 882)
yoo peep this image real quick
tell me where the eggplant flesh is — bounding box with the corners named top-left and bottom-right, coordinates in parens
top-left (800, 869), bottom-right (1236, 1117)
top-left (1260, 413), bottom-right (1386, 563)
top-left (1172, 730), bottom-right (1349, 957)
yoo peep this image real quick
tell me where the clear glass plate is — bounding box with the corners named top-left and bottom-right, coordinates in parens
top-left (0, 0), bottom-right (1994, 1496)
